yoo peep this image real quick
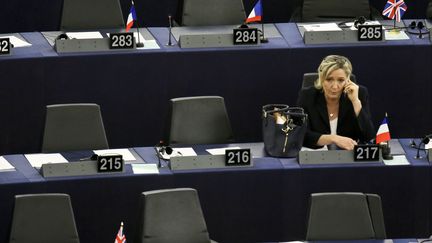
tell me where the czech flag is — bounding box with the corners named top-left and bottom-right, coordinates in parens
top-left (376, 115), bottom-right (391, 144)
top-left (126, 1), bottom-right (137, 32)
top-left (114, 222), bottom-right (126, 243)
top-left (245, 0), bottom-right (262, 23)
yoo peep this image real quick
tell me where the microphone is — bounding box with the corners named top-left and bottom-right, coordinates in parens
top-left (166, 15), bottom-right (174, 46)
top-left (415, 135), bottom-right (431, 159)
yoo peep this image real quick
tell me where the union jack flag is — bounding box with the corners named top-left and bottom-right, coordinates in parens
top-left (114, 222), bottom-right (126, 243)
top-left (382, 0), bottom-right (407, 22)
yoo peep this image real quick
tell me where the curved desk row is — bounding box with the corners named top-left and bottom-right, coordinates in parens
top-left (0, 139), bottom-right (430, 242)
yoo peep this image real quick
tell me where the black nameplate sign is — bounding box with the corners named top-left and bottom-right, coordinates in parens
top-left (354, 145), bottom-right (380, 161)
top-left (97, 154), bottom-right (124, 172)
top-left (0, 38), bottom-right (11, 55)
top-left (233, 28), bottom-right (259, 45)
top-left (109, 32), bottom-right (135, 49)
top-left (358, 25), bottom-right (383, 41)
top-left (225, 149), bottom-right (251, 166)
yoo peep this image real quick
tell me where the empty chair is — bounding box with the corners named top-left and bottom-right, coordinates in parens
top-left (9, 193), bottom-right (80, 243)
top-left (290, 0), bottom-right (381, 22)
top-left (428, 0), bottom-right (432, 19)
top-left (137, 188), bottom-right (213, 243)
top-left (180, 0), bottom-right (246, 26)
top-left (42, 103), bottom-right (109, 153)
top-left (60, 0), bottom-right (124, 31)
top-left (306, 192), bottom-right (386, 240)
top-left (302, 72), bottom-right (357, 89)
top-left (166, 96), bottom-right (234, 145)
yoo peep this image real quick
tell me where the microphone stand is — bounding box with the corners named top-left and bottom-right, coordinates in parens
top-left (166, 15), bottom-right (174, 46)
top-left (415, 137), bottom-right (430, 159)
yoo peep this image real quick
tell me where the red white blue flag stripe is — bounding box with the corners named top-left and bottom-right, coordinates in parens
top-left (126, 2), bottom-right (137, 32)
top-left (376, 116), bottom-right (391, 144)
top-left (114, 222), bottom-right (126, 243)
top-left (382, 0), bottom-right (407, 22)
top-left (245, 0), bottom-right (262, 23)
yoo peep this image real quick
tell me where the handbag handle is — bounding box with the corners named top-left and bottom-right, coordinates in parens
top-left (262, 104), bottom-right (289, 117)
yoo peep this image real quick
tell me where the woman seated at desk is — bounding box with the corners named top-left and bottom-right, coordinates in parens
top-left (297, 55), bottom-right (375, 150)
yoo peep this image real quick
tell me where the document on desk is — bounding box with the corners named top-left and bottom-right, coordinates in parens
top-left (66, 32), bottom-right (104, 39)
top-left (206, 147), bottom-right (241, 155)
top-left (383, 155), bottom-right (410, 166)
top-left (385, 30), bottom-right (409, 40)
top-left (25, 153), bottom-right (68, 168)
top-left (131, 163), bottom-right (159, 174)
top-left (160, 147), bottom-right (197, 160)
top-left (93, 148), bottom-right (136, 161)
top-left (0, 156), bottom-right (15, 171)
top-left (3, 35), bottom-right (31, 47)
top-left (302, 23), bottom-right (342, 31)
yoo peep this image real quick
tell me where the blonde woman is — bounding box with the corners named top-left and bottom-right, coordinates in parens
top-left (297, 55), bottom-right (375, 150)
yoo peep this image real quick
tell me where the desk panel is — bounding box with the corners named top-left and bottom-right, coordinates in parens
top-left (0, 140), bottom-right (430, 242)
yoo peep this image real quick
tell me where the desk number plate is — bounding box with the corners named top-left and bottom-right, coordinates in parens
top-left (358, 25), bottom-right (383, 41)
top-left (97, 154), bottom-right (124, 172)
top-left (0, 38), bottom-right (11, 55)
top-left (354, 145), bottom-right (380, 161)
top-left (233, 28), bottom-right (259, 45)
top-left (110, 33), bottom-right (135, 49)
top-left (225, 149), bottom-right (251, 166)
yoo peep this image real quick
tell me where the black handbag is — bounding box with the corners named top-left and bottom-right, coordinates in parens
top-left (262, 104), bottom-right (308, 157)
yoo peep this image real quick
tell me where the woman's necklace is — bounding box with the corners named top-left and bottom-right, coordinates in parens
top-left (327, 103), bottom-right (339, 119)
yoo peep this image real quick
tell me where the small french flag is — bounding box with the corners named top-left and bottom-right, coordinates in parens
top-left (126, 1), bottom-right (137, 32)
top-left (376, 114), bottom-right (391, 144)
top-left (245, 0), bottom-right (262, 23)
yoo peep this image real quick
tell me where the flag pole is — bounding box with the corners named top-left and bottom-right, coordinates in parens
top-left (132, 1), bottom-right (144, 47)
top-left (260, 0), bottom-right (268, 43)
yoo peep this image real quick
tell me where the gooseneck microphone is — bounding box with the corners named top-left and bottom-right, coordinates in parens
top-left (167, 15), bottom-right (173, 46)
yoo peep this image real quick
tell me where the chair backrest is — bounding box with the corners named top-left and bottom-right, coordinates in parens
top-left (42, 103), bottom-right (109, 153)
top-left (302, 72), bottom-right (357, 89)
top-left (427, 0), bottom-right (432, 19)
top-left (9, 193), bottom-right (80, 243)
top-left (301, 0), bottom-right (372, 22)
top-left (137, 188), bottom-right (211, 243)
top-left (181, 0), bottom-right (246, 26)
top-left (306, 192), bottom-right (386, 240)
top-left (167, 96), bottom-right (234, 145)
top-left (60, 0), bottom-right (125, 31)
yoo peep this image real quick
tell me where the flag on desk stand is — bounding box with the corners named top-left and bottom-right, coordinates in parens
top-left (126, 1), bottom-right (137, 32)
top-left (245, 0), bottom-right (262, 23)
top-left (114, 222), bottom-right (126, 243)
top-left (245, 0), bottom-right (268, 42)
top-left (382, 0), bottom-right (407, 22)
top-left (376, 113), bottom-right (391, 144)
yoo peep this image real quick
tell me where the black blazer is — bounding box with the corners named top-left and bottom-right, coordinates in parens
top-left (297, 85), bottom-right (375, 148)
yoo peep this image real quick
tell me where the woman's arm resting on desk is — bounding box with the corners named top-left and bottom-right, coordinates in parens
top-left (317, 134), bottom-right (358, 150)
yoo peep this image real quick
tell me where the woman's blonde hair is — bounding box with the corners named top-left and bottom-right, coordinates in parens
top-left (314, 55), bottom-right (352, 89)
